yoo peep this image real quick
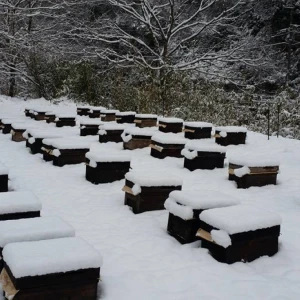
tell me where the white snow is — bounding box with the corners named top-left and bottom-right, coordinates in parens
top-left (24, 128), bottom-right (64, 139)
top-left (11, 123), bottom-right (32, 130)
top-left (102, 110), bottom-right (119, 114)
top-left (121, 133), bottom-right (132, 142)
top-left (98, 130), bottom-right (107, 136)
top-left (0, 162), bottom-right (8, 175)
top-left (135, 114), bottom-right (157, 119)
top-left (152, 133), bottom-right (186, 145)
top-left (164, 199), bottom-right (194, 220)
top-left (184, 141), bottom-right (226, 153)
top-left (42, 137), bottom-right (92, 149)
top-left (131, 184), bottom-right (142, 196)
top-left (116, 111), bottom-right (136, 116)
top-left (215, 126), bottom-right (247, 133)
top-left (99, 123), bottom-right (126, 130)
top-left (86, 151), bottom-right (131, 163)
top-left (55, 114), bottom-right (76, 119)
top-left (159, 117), bottom-right (183, 123)
top-left (0, 191), bottom-right (42, 214)
top-left (89, 106), bottom-right (106, 112)
top-left (77, 105), bottom-right (91, 109)
top-left (181, 148), bottom-right (198, 160)
top-left (184, 122), bottom-right (213, 128)
top-left (211, 230), bottom-right (232, 248)
top-left (229, 156), bottom-right (280, 167)
top-left (125, 171), bottom-right (182, 187)
top-left (3, 237), bottom-right (103, 278)
top-left (0, 216), bottom-right (75, 248)
top-left (199, 205), bottom-right (282, 234)
top-left (1, 119), bottom-right (18, 125)
top-left (233, 166), bottom-right (251, 177)
top-left (80, 119), bottom-right (103, 126)
top-left (123, 127), bottom-right (157, 137)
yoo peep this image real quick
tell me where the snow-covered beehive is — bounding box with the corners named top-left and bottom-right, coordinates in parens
top-left (122, 127), bottom-right (157, 150)
top-left (80, 119), bottom-right (103, 136)
top-left (1, 237), bottom-right (102, 299)
top-left (197, 205), bottom-right (282, 264)
top-left (33, 108), bottom-right (52, 121)
top-left (123, 170), bottom-right (182, 214)
top-left (182, 141), bottom-right (226, 170)
top-left (1, 118), bottom-right (19, 135)
top-left (86, 152), bottom-right (131, 184)
top-left (183, 122), bottom-right (213, 140)
top-left (100, 109), bottom-right (119, 122)
top-left (0, 216), bottom-right (75, 269)
top-left (214, 126), bottom-right (247, 146)
top-left (42, 137), bottom-right (91, 167)
top-left (158, 117), bottom-right (184, 133)
top-left (0, 162), bottom-right (8, 193)
top-left (0, 191), bottom-right (41, 221)
top-left (134, 114), bottom-right (157, 128)
top-left (228, 156), bottom-right (280, 188)
top-left (45, 112), bottom-right (56, 123)
top-left (116, 111), bottom-right (136, 124)
top-left (77, 105), bottom-right (91, 116)
top-left (55, 114), bottom-right (76, 127)
top-left (98, 123), bottom-right (126, 143)
top-left (150, 133), bottom-right (186, 159)
top-left (165, 190), bottom-right (240, 244)
top-left (88, 106), bottom-right (106, 119)
top-left (11, 123), bottom-right (32, 142)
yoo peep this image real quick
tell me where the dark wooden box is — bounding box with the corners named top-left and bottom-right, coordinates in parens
top-left (228, 163), bottom-right (279, 189)
top-left (123, 179), bottom-right (182, 214)
top-left (0, 211), bottom-right (40, 221)
top-left (184, 151), bottom-right (226, 170)
top-left (0, 175), bottom-right (8, 193)
top-left (88, 110), bottom-right (101, 119)
top-left (116, 114), bottom-right (135, 124)
top-left (41, 143), bottom-right (55, 162)
top-left (215, 131), bottom-right (246, 146)
top-left (184, 125), bottom-right (212, 139)
top-left (2, 123), bottom-right (12, 134)
top-left (28, 138), bottom-right (45, 154)
top-left (86, 159), bottom-right (130, 184)
top-left (150, 141), bottom-right (185, 159)
top-left (45, 114), bottom-right (56, 123)
top-left (99, 130), bottom-right (123, 143)
top-left (80, 125), bottom-right (100, 136)
top-left (199, 222), bottom-right (280, 264)
top-left (123, 135), bottom-right (152, 150)
top-left (11, 129), bottom-right (26, 142)
top-left (134, 117), bottom-right (157, 128)
top-left (101, 113), bottom-right (116, 122)
top-left (167, 212), bottom-right (202, 244)
top-left (77, 107), bottom-right (90, 116)
top-left (158, 121), bottom-right (183, 133)
top-left (3, 263), bottom-right (99, 300)
top-left (24, 109), bottom-right (31, 117)
top-left (34, 113), bottom-right (48, 121)
top-left (53, 148), bottom-right (89, 167)
top-left (56, 118), bottom-right (76, 127)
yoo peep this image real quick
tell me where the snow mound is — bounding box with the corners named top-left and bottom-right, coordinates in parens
top-left (116, 111), bottom-right (136, 116)
top-left (184, 122), bottom-right (213, 128)
top-left (152, 133), bottom-right (186, 144)
top-left (135, 114), bottom-right (157, 119)
top-left (159, 117), bottom-right (184, 123)
top-left (185, 141), bottom-right (226, 153)
top-left (229, 155), bottom-right (280, 167)
top-left (86, 151), bottom-right (131, 163)
top-left (215, 126), bottom-right (247, 133)
top-left (0, 162), bottom-right (8, 175)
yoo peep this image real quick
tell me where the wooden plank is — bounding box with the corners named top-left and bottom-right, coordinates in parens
top-left (158, 124), bottom-right (167, 128)
top-left (122, 185), bottom-right (134, 195)
top-left (149, 144), bottom-right (163, 152)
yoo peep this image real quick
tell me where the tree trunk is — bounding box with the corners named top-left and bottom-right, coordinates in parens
top-left (8, 65), bottom-right (16, 97)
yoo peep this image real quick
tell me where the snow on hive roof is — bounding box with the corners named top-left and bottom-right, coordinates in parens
top-left (77, 105), bottom-right (91, 109)
top-left (185, 141), bottom-right (226, 153)
top-left (0, 162), bottom-right (8, 175)
top-left (56, 114), bottom-right (76, 119)
top-left (228, 155), bottom-right (280, 167)
top-left (159, 117), bottom-right (184, 123)
top-left (1, 118), bottom-right (19, 124)
top-left (152, 132), bottom-right (186, 144)
top-left (123, 127), bottom-right (157, 137)
top-left (89, 106), bottom-right (105, 111)
top-left (42, 137), bottom-right (91, 149)
top-left (135, 114), bottom-right (157, 119)
top-left (199, 205), bottom-right (282, 235)
top-left (11, 123), bottom-right (33, 130)
top-left (86, 151), bottom-right (131, 162)
top-left (3, 237), bottom-right (103, 278)
top-left (125, 170), bottom-right (182, 186)
top-left (25, 129), bottom-right (63, 139)
top-left (99, 123), bottom-right (126, 130)
top-left (116, 111), bottom-right (136, 116)
top-left (0, 191), bottom-right (42, 215)
top-left (184, 122), bottom-right (213, 128)
top-left (215, 126), bottom-right (247, 133)
top-left (80, 119), bottom-right (103, 126)
top-left (0, 216), bottom-right (75, 248)
top-left (102, 109), bottom-right (119, 114)
top-left (32, 108), bottom-right (52, 113)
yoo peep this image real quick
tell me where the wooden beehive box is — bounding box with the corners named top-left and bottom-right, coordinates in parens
top-left (24, 108), bottom-right (31, 117)
top-left (33, 109), bottom-right (52, 121)
top-left (55, 114), bottom-right (76, 127)
top-left (123, 171), bottom-right (182, 214)
top-left (45, 112), bottom-right (56, 123)
top-left (88, 106), bottom-right (106, 119)
top-left (0, 191), bottom-right (41, 221)
top-left (116, 111), bottom-right (136, 124)
top-left (77, 106), bottom-right (91, 116)
top-left (165, 190), bottom-right (240, 244)
top-left (100, 109), bottom-right (119, 122)
top-left (85, 152), bottom-right (131, 184)
top-left (0, 163), bottom-right (8, 193)
top-left (150, 133), bottom-right (186, 159)
top-left (182, 142), bottom-right (226, 170)
top-left (1, 237), bottom-right (102, 300)
top-left (1, 119), bottom-right (17, 135)
top-left (183, 122), bottom-right (213, 139)
top-left (11, 123), bottom-right (29, 142)
top-left (0, 216), bottom-right (75, 269)
top-left (158, 117), bottom-right (183, 133)
top-left (228, 157), bottom-right (279, 189)
top-left (80, 120), bottom-right (103, 136)
top-left (215, 126), bottom-right (247, 146)
top-left (134, 114), bottom-right (157, 128)
top-left (41, 139), bottom-right (55, 162)
top-left (43, 138), bottom-right (91, 167)
top-left (98, 123), bottom-right (126, 143)
top-left (122, 127), bottom-right (156, 150)
top-left (197, 205), bottom-right (281, 264)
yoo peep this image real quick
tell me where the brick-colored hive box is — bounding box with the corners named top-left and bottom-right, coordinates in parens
top-left (11, 123), bottom-right (32, 142)
top-left (100, 109), bottom-right (119, 122)
top-left (165, 190), bottom-right (239, 244)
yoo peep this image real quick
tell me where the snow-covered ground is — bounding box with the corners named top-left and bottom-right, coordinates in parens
top-left (1, 95), bottom-right (300, 299)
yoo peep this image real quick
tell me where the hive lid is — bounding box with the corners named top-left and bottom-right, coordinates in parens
top-left (99, 123), bottom-right (126, 130)
top-left (215, 126), bottom-right (247, 133)
top-left (86, 151), bottom-right (131, 162)
top-left (80, 119), bottom-right (103, 126)
top-left (102, 109), bottom-right (119, 114)
top-left (0, 191), bottom-right (42, 215)
top-left (199, 204), bottom-right (282, 235)
top-left (55, 114), bottom-right (76, 119)
top-left (135, 114), bottom-right (157, 119)
top-left (0, 216), bottom-right (75, 248)
top-left (3, 237), bottom-right (103, 278)
top-left (152, 132), bottom-right (186, 144)
top-left (184, 141), bottom-right (226, 153)
top-left (116, 111), bottom-right (136, 116)
top-left (11, 122), bottom-right (33, 130)
top-left (159, 117), bottom-right (184, 123)
top-left (123, 127), bottom-right (157, 137)
top-left (25, 128), bottom-right (63, 139)
top-left (228, 155), bottom-right (280, 167)
top-left (42, 137), bottom-right (92, 149)
top-left (184, 121), bottom-right (213, 128)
